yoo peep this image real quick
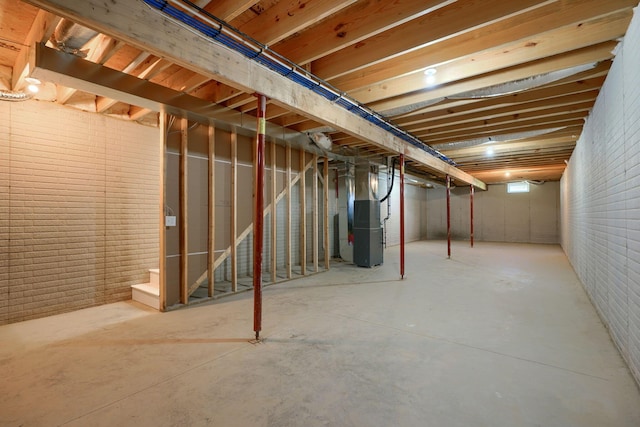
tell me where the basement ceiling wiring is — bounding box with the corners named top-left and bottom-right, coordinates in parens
top-left (140, 0), bottom-right (457, 166)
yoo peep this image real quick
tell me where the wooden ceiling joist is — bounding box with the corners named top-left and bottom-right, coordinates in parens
top-left (328, 0), bottom-right (636, 92)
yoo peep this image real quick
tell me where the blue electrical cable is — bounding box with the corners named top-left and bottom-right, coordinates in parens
top-left (141, 0), bottom-right (458, 166)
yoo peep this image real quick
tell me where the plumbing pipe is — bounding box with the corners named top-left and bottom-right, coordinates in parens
top-left (447, 175), bottom-right (451, 259)
top-left (400, 154), bottom-right (405, 279)
top-left (253, 93), bottom-right (266, 340)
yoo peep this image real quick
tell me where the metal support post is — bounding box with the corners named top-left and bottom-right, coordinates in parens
top-left (446, 175), bottom-right (451, 259)
top-left (253, 94), bottom-right (266, 340)
top-left (400, 154), bottom-right (405, 279)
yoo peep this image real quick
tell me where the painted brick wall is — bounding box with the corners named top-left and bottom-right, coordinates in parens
top-left (561, 8), bottom-right (640, 384)
top-left (1, 100), bottom-right (159, 324)
top-left (425, 182), bottom-right (560, 244)
top-left (380, 171), bottom-right (426, 247)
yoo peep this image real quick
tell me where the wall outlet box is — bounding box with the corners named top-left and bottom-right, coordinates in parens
top-left (165, 216), bottom-right (176, 227)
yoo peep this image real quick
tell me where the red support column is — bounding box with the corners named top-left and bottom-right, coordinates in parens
top-left (446, 175), bottom-right (451, 259)
top-left (470, 184), bottom-right (474, 248)
top-left (400, 154), bottom-right (405, 279)
top-left (253, 94), bottom-right (267, 340)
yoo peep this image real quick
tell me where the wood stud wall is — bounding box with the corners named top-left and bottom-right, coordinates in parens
top-left (179, 117), bottom-right (189, 304)
top-left (230, 128), bottom-right (238, 292)
top-left (207, 123), bottom-right (215, 298)
top-left (161, 118), bottom-right (330, 308)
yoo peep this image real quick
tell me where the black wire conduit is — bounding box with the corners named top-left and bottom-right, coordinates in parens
top-left (141, 0), bottom-right (457, 166)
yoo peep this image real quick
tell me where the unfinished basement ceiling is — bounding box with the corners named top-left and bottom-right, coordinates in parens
top-left (1, 0), bottom-right (637, 184)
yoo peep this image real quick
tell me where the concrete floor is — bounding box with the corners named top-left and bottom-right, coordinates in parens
top-left (1, 241), bottom-right (639, 427)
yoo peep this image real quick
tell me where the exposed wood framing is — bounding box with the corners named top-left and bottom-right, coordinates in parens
top-left (300, 150), bottom-right (306, 275)
top-left (12, 9), bottom-right (59, 91)
top-left (57, 34), bottom-right (123, 104)
top-left (270, 139), bottom-right (277, 283)
top-left (159, 113), bottom-right (167, 311)
top-left (313, 155), bottom-right (319, 273)
top-left (187, 153), bottom-right (315, 295)
top-left (323, 158), bottom-right (330, 270)
top-left (179, 117), bottom-right (189, 304)
top-left (231, 127), bottom-right (238, 292)
top-left (207, 122), bottom-right (215, 297)
top-left (24, 0), bottom-right (485, 189)
top-left (96, 52), bottom-right (151, 112)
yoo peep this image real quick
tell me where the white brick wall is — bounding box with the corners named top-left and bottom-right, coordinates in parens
top-left (0, 100), bottom-right (159, 324)
top-left (379, 171), bottom-right (425, 247)
top-left (561, 8), bottom-right (640, 385)
top-left (425, 182), bottom-right (560, 244)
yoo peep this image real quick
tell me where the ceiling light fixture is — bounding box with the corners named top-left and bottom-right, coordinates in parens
top-left (486, 147), bottom-right (494, 156)
top-left (25, 77), bottom-right (41, 94)
top-left (505, 172), bottom-right (511, 177)
top-left (424, 68), bottom-right (437, 86)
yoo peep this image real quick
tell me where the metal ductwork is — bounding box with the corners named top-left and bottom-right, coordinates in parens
top-left (431, 127), bottom-right (568, 151)
top-left (448, 63), bottom-right (598, 99)
top-left (50, 19), bottom-right (99, 56)
top-left (0, 90), bottom-right (34, 102)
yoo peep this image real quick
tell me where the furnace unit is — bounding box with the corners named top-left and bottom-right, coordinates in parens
top-left (353, 163), bottom-right (383, 267)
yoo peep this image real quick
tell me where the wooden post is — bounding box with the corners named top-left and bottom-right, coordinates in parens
top-left (159, 113), bottom-right (167, 311)
top-left (313, 155), bottom-right (319, 272)
top-left (286, 145), bottom-right (292, 279)
top-left (208, 123), bottom-right (215, 297)
top-left (323, 157), bottom-right (330, 270)
top-left (300, 150), bottom-right (306, 275)
top-left (231, 128), bottom-right (238, 292)
top-left (271, 139), bottom-right (277, 283)
top-left (179, 117), bottom-right (189, 304)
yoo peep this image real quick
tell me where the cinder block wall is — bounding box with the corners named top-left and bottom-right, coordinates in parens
top-left (561, 9), bottom-right (640, 384)
top-left (379, 172), bottom-right (426, 247)
top-left (424, 182), bottom-right (560, 243)
top-left (0, 100), bottom-right (159, 324)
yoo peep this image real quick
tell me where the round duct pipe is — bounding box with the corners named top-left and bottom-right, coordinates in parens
top-left (51, 19), bottom-right (99, 56)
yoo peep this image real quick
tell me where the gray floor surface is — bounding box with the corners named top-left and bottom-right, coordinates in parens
top-left (1, 241), bottom-right (639, 426)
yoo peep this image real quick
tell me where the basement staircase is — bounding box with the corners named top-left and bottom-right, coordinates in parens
top-left (131, 268), bottom-right (160, 310)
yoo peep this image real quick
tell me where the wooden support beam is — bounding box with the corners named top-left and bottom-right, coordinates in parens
top-left (329, 0), bottom-right (636, 91)
top-left (57, 34), bottom-right (123, 104)
top-left (238, 0), bottom-right (357, 46)
top-left (286, 145), bottom-right (292, 279)
top-left (203, 0), bottom-right (258, 22)
top-left (24, 0), bottom-right (485, 189)
top-left (12, 10), bottom-right (60, 91)
top-left (96, 52), bottom-right (151, 112)
top-left (299, 150), bottom-right (306, 276)
top-left (231, 128), bottom-right (238, 292)
top-left (323, 158), bottom-right (330, 270)
top-left (270, 139), bottom-right (277, 283)
top-left (207, 123), bottom-right (215, 297)
top-left (272, 0), bottom-right (447, 65)
top-left (179, 117), bottom-right (189, 304)
top-left (313, 155), bottom-right (319, 273)
top-left (354, 19), bottom-right (626, 105)
top-left (371, 41), bottom-right (616, 114)
top-left (159, 113), bottom-right (168, 311)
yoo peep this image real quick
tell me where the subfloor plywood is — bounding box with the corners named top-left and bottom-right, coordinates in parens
top-left (1, 242), bottom-right (639, 426)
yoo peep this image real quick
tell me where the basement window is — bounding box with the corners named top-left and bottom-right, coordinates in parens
top-left (507, 181), bottom-right (530, 193)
